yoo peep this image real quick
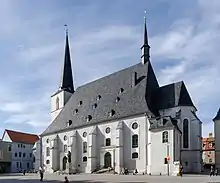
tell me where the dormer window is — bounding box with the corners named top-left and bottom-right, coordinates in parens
top-left (68, 120), bottom-right (72, 126)
top-left (97, 95), bottom-right (101, 101)
top-left (116, 97), bottom-right (120, 102)
top-left (109, 109), bottom-right (115, 117)
top-left (74, 109), bottom-right (78, 114)
top-left (93, 103), bottom-right (97, 109)
top-left (86, 115), bottom-right (92, 122)
top-left (119, 88), bottom-right (124, 94)
top-left (79, 101), bottom-right (83, 106)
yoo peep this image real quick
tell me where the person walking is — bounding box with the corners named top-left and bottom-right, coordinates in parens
top-left (39, 167), bottom-right (44, 181)
top-left (64, 176), bottom-right (69, 183)
top-left (210, 165), bottom-right (214, 177)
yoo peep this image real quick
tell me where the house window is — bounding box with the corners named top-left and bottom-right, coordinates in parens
top-left (23, 145), bottom-right (25, 148)
top-left (46, 147), bottom-right (50, 156)
top-left (132, 134), bottom-right (138, 148)
top-left (106, 138), bottom-right (111, 146)
top-left (132, 122), bottom-right (138, 129)
top-left (132, 152), bottom-right (138, 159)
top-left (74, 109), bottom-right (78, 114)
top-left (23, 153), bottom-right (26, 158)
top-left (86, 115), bottom-right (92, 122)
top-left (68, 120), bottom-right (72, 126)
top-left (116, 97), bottom-right (120, 102)
top-left (92, 103), bottom-right (97, 109)
top-left (30, 153), bottom-right (32, 157)
top-left (16, 162), bottom-right (19, 168)
top-left (83, 142), bottom-right (87, 153)
top-left (96, 95), bottom-right (101, 101)
top-left (27, 163), bottom-right (29, 169)
top-left (46, 139), bottom-right (49, 143)
top-left (119, 88), bottom-right (124, 94)
top-left (18, 144), bottom-right (20, 148)
top-left (8, 145), bottom-right (11, 151)
top-left (56, 97), bottom-right (59, 110)
top-left (46, 160), bottom-right (50, 164)
top-left (162, 131), bottom-right (169, 143)
top-left (20, 162), bottom-right (22, 168)
top-left (33, 157), bottom-right (35, 162)
top-left (83, 156), bottom-right (87, 162)
top-left (19, 152), bottom-right (21, 157)
top-left (183, 118), bottom-right (189, 148)
top-left (15, 153), bottom-right (17, 157)
top-left (64, 145), bottom-right (68, 153)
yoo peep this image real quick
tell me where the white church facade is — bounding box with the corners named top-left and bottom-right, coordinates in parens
top-left (39, 19), bottom-right (202, 175)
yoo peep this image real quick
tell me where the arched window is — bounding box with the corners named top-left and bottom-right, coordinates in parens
top-left (83, 142), bottom-right (87, 153)
top-left (83, 156), bottom-right (87, 162)
top-left (64, 145), bottom-right (67, 153)
top-left (56, 97), bottom-right (59, 110)
top-left (46, 147), bottom-right (50, 156)
top-left (162, 131), bottom-right (169, 143)
top-left (132, 134), bottom-right (138, 148)
top-left (132, 152), bottom-right (138, 159)
top-left (106, 138), bottom-right (111, 146)
top-left (183, 118), bottom-right (189, 148)
top-left (46, 160), bottom-right (50, 164)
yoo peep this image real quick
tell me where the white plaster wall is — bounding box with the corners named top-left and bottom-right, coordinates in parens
top-left (51, 91), bottom-right (72, 122)
top-left (149, 129), bottom-right (174, 175)
top-left (10, 142), bottom-right (34, 172)
top-left (33, 140), bottom-right (42, 171)
top-left (159, 106), bottom-right (202, 173)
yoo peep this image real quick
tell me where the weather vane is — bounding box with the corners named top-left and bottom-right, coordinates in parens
top-left (64, 24), bottom-right (68, 34)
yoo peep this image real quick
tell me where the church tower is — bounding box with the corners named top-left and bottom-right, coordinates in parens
top-left (51, 26), bottom-right (74, 121)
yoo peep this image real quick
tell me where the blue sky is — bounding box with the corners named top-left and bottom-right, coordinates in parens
top-left (0, 0), bottom-right (219, 137)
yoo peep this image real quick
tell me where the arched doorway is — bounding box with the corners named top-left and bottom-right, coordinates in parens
top-left (104, 152), bottom-right (112, 168)
top-left (62, 156), bottom-right (68, 170)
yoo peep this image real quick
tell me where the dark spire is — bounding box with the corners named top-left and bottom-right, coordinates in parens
top-left (141, 11), bottom-right (150, 64)
top-left (59, 25), bottom-right (74, 93)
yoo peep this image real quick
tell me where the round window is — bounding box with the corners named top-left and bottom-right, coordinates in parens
top-left (46, 139), bottom-right (49, 143)
top-left (132, 122), bottom-right (138, 129)
top-left (105, 127), bottom-right (110, 134)
top-left (63, 135), bottom-right (67, 141)
top-left (83, 132), bottom-right (87, 138)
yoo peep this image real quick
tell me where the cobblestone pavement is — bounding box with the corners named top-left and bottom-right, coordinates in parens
top-left (0, 173), bottom-right (220, 183)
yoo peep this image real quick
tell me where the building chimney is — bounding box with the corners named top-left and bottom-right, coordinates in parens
top-left (132, 72), bottom-right (137, 87)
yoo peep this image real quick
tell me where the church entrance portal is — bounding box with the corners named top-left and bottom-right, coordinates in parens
top-left (62, 156), bottom-right (68, 170)
top-left (104, 152), bottom-right (112, 168)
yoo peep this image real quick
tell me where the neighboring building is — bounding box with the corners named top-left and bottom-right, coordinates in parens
top-left (0, 140), bottom-right (12, 173)
top-left (39, 19), bottom-right (202, 175)
top-left (202, 133), bottom-right (215, 165)
top-left (214, 109), bottom-right (220, 168)
top-left (2, 129), bottom-right (39, 172)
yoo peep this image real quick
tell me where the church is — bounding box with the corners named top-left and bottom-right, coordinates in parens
top-left (39, 18), bottom-right (202, 175)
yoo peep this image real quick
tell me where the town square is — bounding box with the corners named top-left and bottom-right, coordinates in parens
top-left (0, 0), bottom-right (220, 182)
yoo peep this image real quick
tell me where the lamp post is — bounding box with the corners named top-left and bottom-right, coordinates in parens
top-left (167, 143), bottom-right (170, 176)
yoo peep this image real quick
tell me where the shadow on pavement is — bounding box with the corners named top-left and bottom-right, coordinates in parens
top-left (0, 178), bottom-right (149, 183)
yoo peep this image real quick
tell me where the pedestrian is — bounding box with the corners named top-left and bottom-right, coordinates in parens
top-left (210, 165), bottom-right (214, 176)
top-left (215, 168), bottom-right (218, 176)
top-left (179, 165), bottom-right (183, 177)
top-left (23, 169), bottom-right (26, 175)
top-left (64, 176), bottom-right (69, 183)
top-left (39, 167), bottom-right (44, 181)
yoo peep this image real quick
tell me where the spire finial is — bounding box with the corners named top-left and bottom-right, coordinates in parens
top-left (144, 10), bottom-right (147, 23)
top-left (64, 24), bottom-right (68, 35)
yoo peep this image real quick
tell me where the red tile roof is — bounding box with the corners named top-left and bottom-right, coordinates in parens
top-left (4, 129), bottom-right (39, 144)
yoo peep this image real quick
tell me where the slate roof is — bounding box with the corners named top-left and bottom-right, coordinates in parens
top-left (149, 116), bottom-right (181, 133)
top-left (213, 108), bottom-right (220, 121)
top-left (42, 61), bottom-right (160, 136)
top-left (154, 81), bottom-right (195, 110)
top-left (4, 129), bottom-right (39, 144)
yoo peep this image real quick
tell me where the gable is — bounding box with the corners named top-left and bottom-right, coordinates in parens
top-left (2, 131), bottom-right (12, 142)
top-left (42, 62), bottom-right (159, 136)
top-left (154, 81), bottom-right (194, 110)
